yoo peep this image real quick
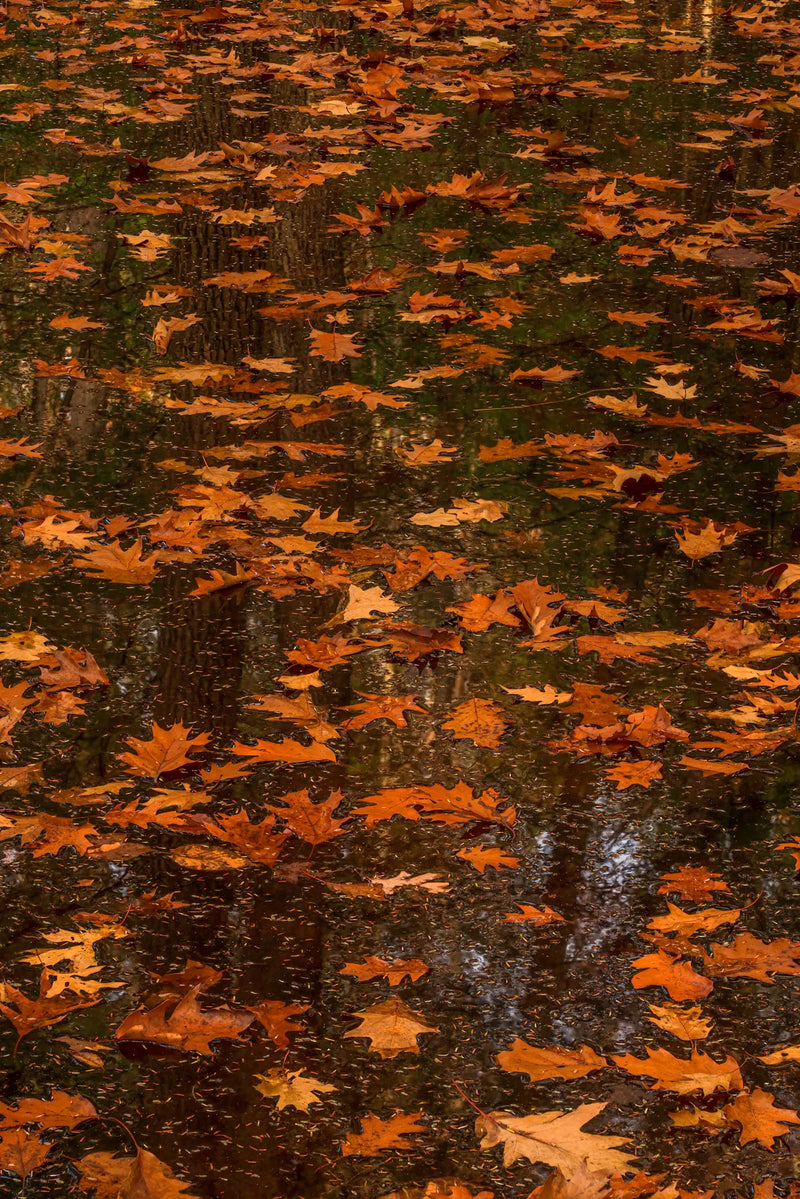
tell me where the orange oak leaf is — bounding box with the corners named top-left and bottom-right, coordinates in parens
top-left (647, 903), bottom-right (740, 938)
top-left (604, 760), bottom-right (663, 789)
top-left (510, 364), bottom-right (580, 383)
top-left (679, 756), bottom-right (747, 776)
top-left (246, 1000), bottom-right (309, 1048)
top-left (645, 1003), bottom-right (712, 1042)
top-left (266, 788), bottom-right (348, 845)
top-left (700, 932), bottom-right (800, 983)
top-left (0, 970), bottom-right (100, 1041)
top-left (118, 722), bottom-right (210, 778)
top-left (338, 584), bottom-right (400, 622)
top-left (475, 1103), bottom-right (635, 1176)
top-left (630, 950), bottom-right (713, 1001)
top-left (340, 1112), bottom-right (425, 1157)
top-left (612, 1047), bottom-right (742, 1094)
top-left (502, 684), bottom-right (571, 706)
top-left (308, 327), bottom-right (362, 361)
top-left (0, 812), bottom-right (99, 857)
top-left (0, 1129), bottom-right (51, 1182)
top-left (338, 692), bottom-right (427, 730)
top-left (722, 1087), bottom-right (800, 1148)
top-left (77, 1148), bottom-right (198, 1198)
top-left (199, 810), bottom-right (290, 867)
top-left (442, 699), bottom-right (509, 750)
top-left (355, 782), bottom-right (516, 829)
top-left (254, 1068), bottom-right (336, 1112)
top-left (497, 1039), bottom-right (607, 1082)
top-left (115, 985), bottom-right (253, 1054)
top-left (447, 590), bottom-right (520, 632)
top-left (675, 520), bottom-right (738, 560)
top-left (188, 565), bottom-right (256, 597)
top-left (301, 507), bottom-right (369, 535)
top-left (479, 437), bottom-right (541, 463)
top-left (0, 1090), bottom-right (96, 1130)
top-left (73, 539), bottom-right (161, 584)
top-left (456, 845), bottom-right (520, 873)
top-left (396, 439), bottom-right (460, 466)
top-left (760, 1045), bottom-right (800, 1066)
top-left (344, 998), bottom-right (438, 1058)
top-left (530, 1165), bottom-right (611, 1199)
top-left (502, 905), bottom-right (564, 926)
top-left (230, 737), bottom-right (336, 764)
top-left (339, 956), bottom-right (429, 985)
top-left (658, 867), bottom-right (730, 902)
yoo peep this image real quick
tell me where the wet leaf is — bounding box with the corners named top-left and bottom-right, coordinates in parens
top-left (476, 1103), bottom-right (635, 1176)
top-left (344, 999), bottom-right (439, 1058)
top-left (341, 1112), bottom-right (425, 1157)
top-left (340, 957), bottom-right (430, 985)
top-left (115, 986), bottom-right (253, 1054)
top-left (497, 1040), bottom-right (607, 1082)
top-left (723, 1088), bottom-right (800, 1148)
top-left (118, 723), bottom-right (210, 779)
top-left (254, 1069), bottom-right (337, 1111)
top-left (612, 1047), bottom-right (742, 1094)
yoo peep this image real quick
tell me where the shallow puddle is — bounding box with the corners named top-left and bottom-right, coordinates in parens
top-left (0, 0), bottom-right (797, 1195)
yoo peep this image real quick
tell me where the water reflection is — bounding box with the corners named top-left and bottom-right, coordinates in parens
top-left (0, 0), bottom-right (797, 1193)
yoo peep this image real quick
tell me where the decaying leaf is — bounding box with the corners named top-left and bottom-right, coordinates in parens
top-left (77, 1148), bottom-right (198, 1198)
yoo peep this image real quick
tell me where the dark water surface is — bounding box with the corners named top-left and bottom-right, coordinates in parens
top-left (0, 0), bottom-right (797, 1193)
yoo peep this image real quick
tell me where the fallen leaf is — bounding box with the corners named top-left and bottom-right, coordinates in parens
top-left (645, 1003), bottom-right (712, 1041)
top-left (612, 1047), bottom-right (742, 1094)
top-left (115, 986), bottom-right (253, 1054)
top-left (497, 1039), bottom-right (607, 1081)
top-left (339, 956), bottom-right (429, 985)
top-left (341, 1112), bottom-right (425, 1157)
top-left (344, 999), bottom-right (438, 1058)
top-left (723, 1087), bottom-right (800, 1148)
top-left (118, 723), bottom-right (210, 778)
top-left (254, 1069), bottom-right (336, 1111)
top-left (476, 1102), bottom-right (636, 1177)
